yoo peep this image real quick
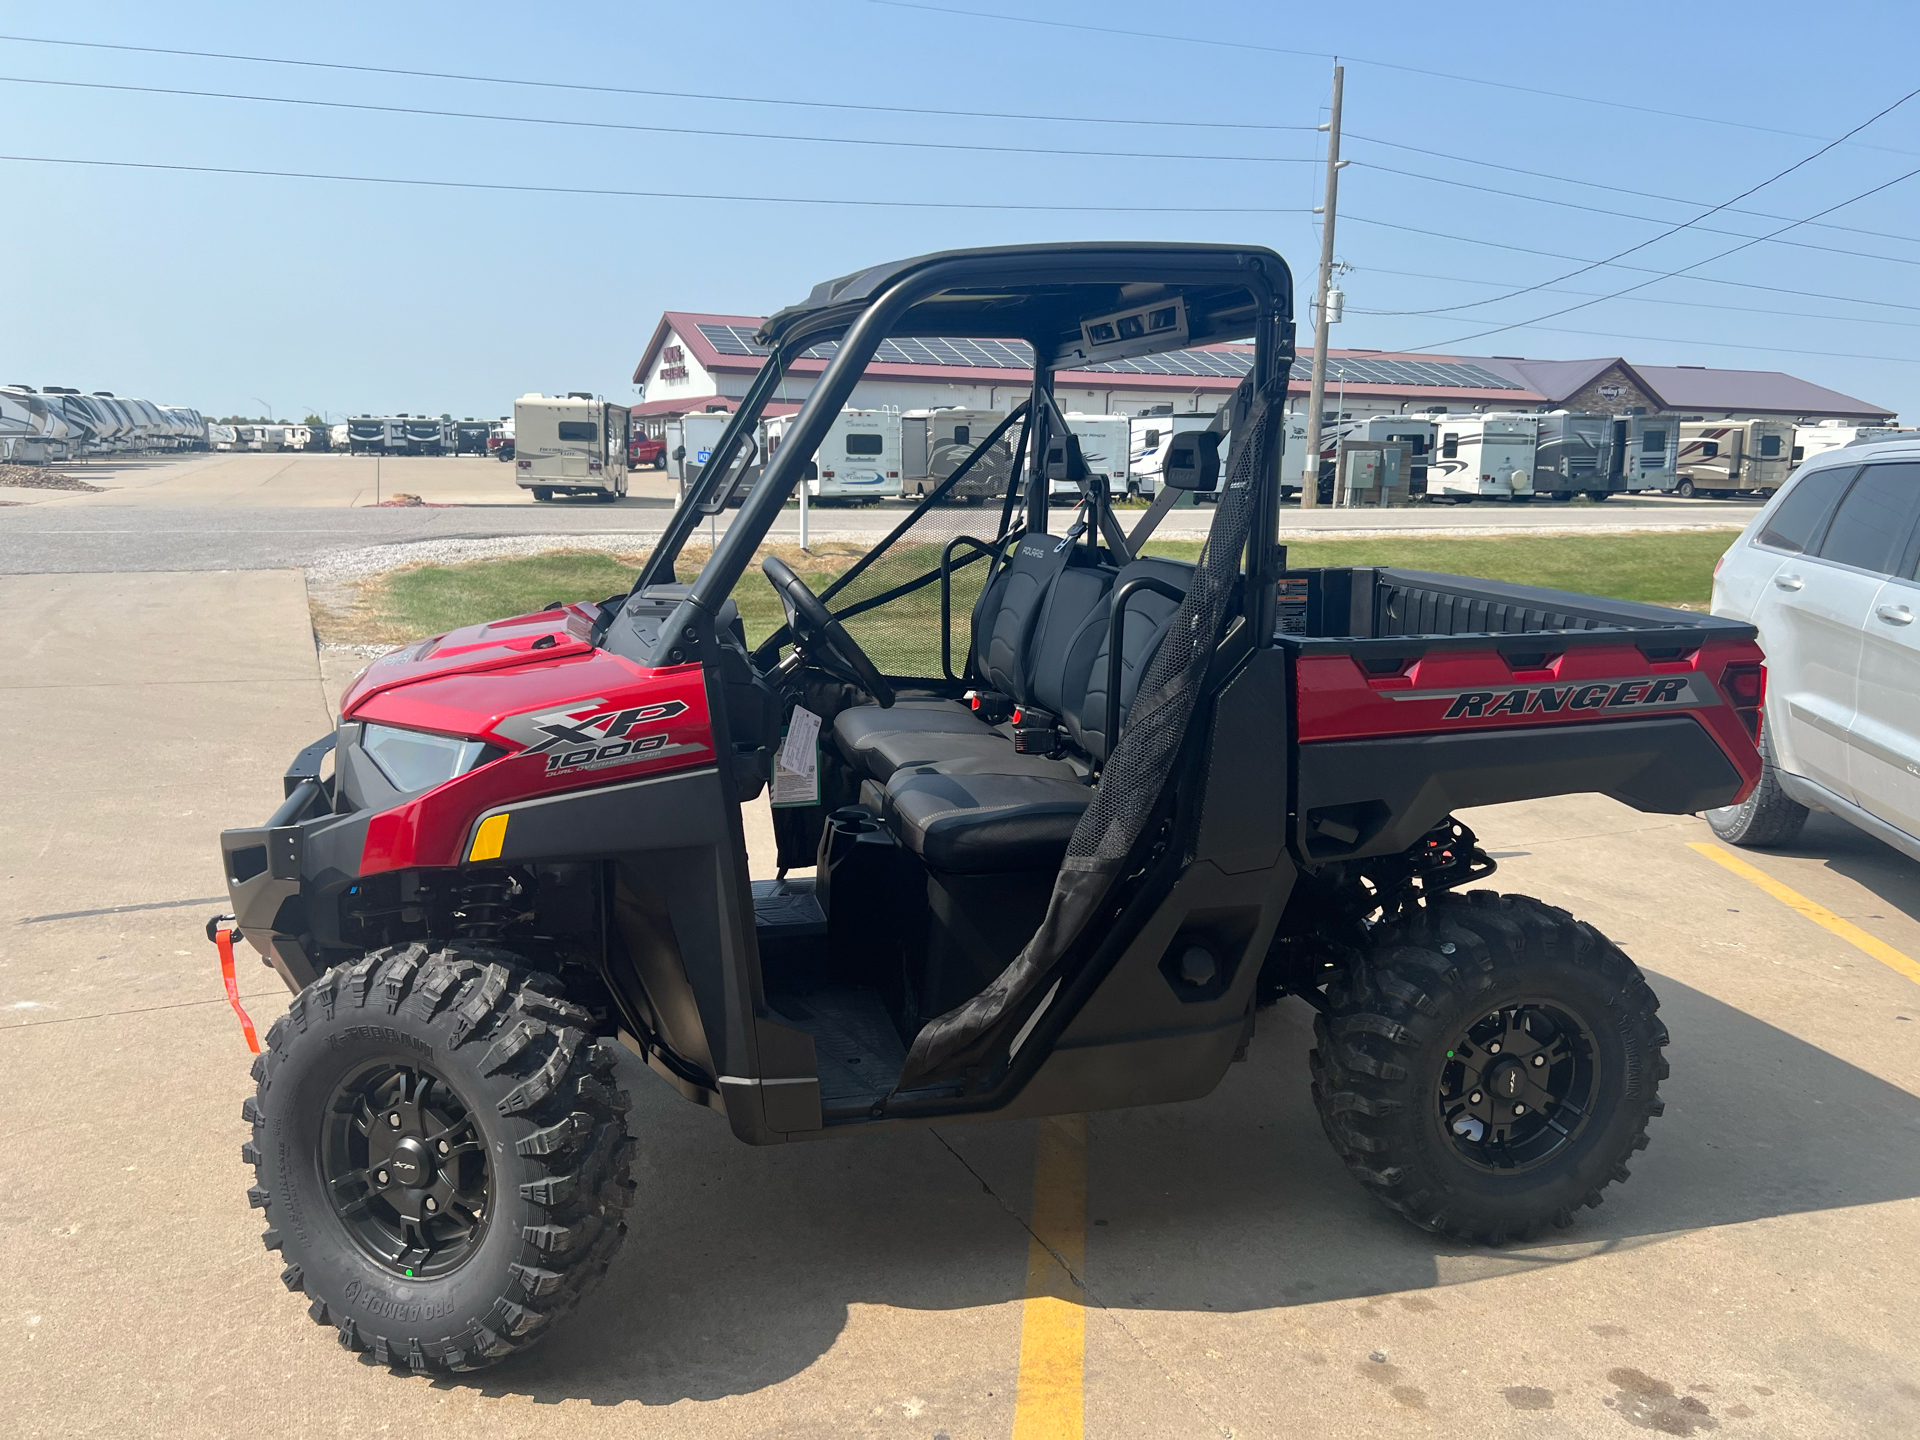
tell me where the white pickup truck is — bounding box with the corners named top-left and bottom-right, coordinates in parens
top-left (1708, 437), bottom-right (1920, 859)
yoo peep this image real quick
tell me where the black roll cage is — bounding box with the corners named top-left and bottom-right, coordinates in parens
top-left (630, 243), bottom-right (1295, 648)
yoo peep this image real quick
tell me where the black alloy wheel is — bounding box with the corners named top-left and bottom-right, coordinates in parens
top-left (1435, 999), bottom-right (1597, 1172)
top-left (322, 1061), bottom-right (489, 1279)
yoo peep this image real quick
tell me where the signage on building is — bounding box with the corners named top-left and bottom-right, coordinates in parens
top-left (1598, 384), bottom-right (1627, 401)
top-left (660, 366), bottom-right (689, 380)
top-left (664, 345), bottom-right (683, 362)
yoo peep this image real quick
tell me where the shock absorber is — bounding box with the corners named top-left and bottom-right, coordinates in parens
top-left (453, 871), bottom-right (516, 940)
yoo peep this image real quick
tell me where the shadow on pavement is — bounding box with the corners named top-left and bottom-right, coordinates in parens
top-left (443, 972), bottom-right (1920, 1405)
top-left (1761, 810), bottom-right (1920, 928)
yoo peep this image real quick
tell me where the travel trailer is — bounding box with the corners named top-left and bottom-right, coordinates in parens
top-left (1048, 413), bottom-right (1130, 500)
top-left (764, 408), bottom-right (902, 502)
top-left (1532, 412), bottom-right (1616, 499)
top-left (328, 423), bottom-right (350, 451)
top-left (1676, 419), bottom-right (1794, 497)
top-left (347, 416), bottom-right (405, 455)
top-left (513, 393), bottom-right (629, 502)
top-left (666, 411), bottom-right (736, 488)
top-left (452, 420), bottom-right (493, 456)
top-left (1607, 414), bottom-right (1679, 492)
top-left (402, 416), bottom-right (451, 456)
top-left (900, 407), bottom-right (1014, 503)
top-left (1791, 420), bottom-right (1906, 468)
top-left (1427, 413), bottom-right (1539, 500)
top-left (209, 424), bottom-right (239, 451)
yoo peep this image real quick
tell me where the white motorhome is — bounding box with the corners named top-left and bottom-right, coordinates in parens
top-left (901, 408), bottom-right (1013, 504)
top-left (1791, 420), bottom-right (1906, 469)
top-left (1428, 413), bottom-right (1539, 500)
top-left (1677, 419), bottom-right (1794, 497)
top-left (514, 393), bottom-right (629, 502)
top-left (763, 409), bottom-right (903, 502)
top-left (1049, 412), bottom-right (1130, 500)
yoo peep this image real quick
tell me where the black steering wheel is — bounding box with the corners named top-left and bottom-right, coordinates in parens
top-left (762, 556), bottom-right (895, 708)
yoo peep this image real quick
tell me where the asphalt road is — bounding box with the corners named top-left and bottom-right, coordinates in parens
top-left (3, 568), bottom-right (1917, 1438)
top-left (0, 453), bottom-right (1758, 574)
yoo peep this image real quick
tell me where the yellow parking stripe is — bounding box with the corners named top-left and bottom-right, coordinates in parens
top-left (1690, 842), bottom-right (1920, 986)
top-left (468, 813), bottom-right (509, 863)
top-left (1012, 1113), bottom-right (1088, 1440)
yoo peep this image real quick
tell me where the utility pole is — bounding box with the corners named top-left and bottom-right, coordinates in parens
top-left (1300, 62), bottom-right (1344, 511)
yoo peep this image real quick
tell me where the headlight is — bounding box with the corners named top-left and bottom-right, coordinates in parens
top-left (361, 723), bottom-right (490, 793)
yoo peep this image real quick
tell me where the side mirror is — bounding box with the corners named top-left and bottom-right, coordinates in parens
top-left (673, 445), bottom-right (686, 461)
top-left (1163, 431), bottom-right (1221, 492)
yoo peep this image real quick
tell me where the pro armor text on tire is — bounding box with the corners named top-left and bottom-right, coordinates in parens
top-left (1705, 730), bottom-right (1809, 847)
top-left (1309, 890), bottom-right (1668, 1244)
top-left (243, 944), bottom-right (632, 1372)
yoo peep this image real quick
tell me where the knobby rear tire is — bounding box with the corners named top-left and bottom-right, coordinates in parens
top-left (242, 943), bottom-right (633, 1373)
top-left (1309, 890), bottom-right (1668, 1245)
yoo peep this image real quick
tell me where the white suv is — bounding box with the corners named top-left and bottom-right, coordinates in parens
top-left (1709, 438), bottom-right (1920, 858)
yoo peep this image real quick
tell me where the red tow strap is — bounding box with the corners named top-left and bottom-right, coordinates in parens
top-left (211, 921), bottom-right (261, 1054)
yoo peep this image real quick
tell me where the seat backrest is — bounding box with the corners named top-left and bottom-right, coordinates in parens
top-left (1025, 562), bottom-right (1115, 716)
top-left (970, 533), bottom-right (1074, 697)
top-left (1065, 556), bottom-right (1196, 762)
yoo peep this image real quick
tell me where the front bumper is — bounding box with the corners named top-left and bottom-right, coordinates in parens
top-left (218, 731), bottom-right (339, 992)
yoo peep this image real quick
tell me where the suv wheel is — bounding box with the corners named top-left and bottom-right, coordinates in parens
top-left (242, 944), bottom-right (632, 1373)
top-left (531, 487), bottom-right (552, 502)
top-left (1705, 731), bottom-right (1809, 847)
top-left (1310, 890), bottom-right (1667, 1244)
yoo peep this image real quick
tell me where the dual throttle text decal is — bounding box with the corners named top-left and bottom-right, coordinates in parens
top-left (1388, 674), bottom-right (1717, 720)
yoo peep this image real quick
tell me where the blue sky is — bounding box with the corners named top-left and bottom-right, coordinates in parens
top-left (3, 0), bottom-right (1917, 421)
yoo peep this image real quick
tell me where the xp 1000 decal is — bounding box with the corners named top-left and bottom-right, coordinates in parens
top-left (498, 699), bottom-right (701, 775)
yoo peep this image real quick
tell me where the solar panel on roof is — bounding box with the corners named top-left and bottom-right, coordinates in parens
top-left (690, 323), bottom-right (1522, 390)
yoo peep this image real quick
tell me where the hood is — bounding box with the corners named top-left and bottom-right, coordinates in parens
top-left (342, 604), bottom-right (607, 727)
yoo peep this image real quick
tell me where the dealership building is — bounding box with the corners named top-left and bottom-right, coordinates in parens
top-left (631, 310), bottom-right (1895, 435)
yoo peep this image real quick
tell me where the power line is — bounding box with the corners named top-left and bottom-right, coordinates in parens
top-left (1409, 163), bottom-right (1920, 351)
top-left (1340, 213), bottom-right (1920, 315)
top-left (0, 31), bottom-right (1317, 132)
top-left (0, 152), bottom-right (1311, 213)
top-left (1349, 158), bottom-right (1920, 271)
top-left (1345, 132), bottom-right (1920, 249)
top-left (0, 73), bottom-right (1320, 166)
top-left (1367, 83), bottom-right (1920, 318)
top-left (867, 0), bottom-right (1920, 153)
top-left (1350, 264), bottom-right (1920, 332)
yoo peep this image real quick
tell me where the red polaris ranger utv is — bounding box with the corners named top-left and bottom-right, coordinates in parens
top-left (219, 243), bottom-right (1766, 1374)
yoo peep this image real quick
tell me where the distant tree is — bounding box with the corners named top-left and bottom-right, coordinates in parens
top-left (303, 414), bottom-right (326, 430)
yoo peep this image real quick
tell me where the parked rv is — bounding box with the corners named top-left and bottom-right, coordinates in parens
top-left (452, 420), bottom-right (493, 456)
top-left (764, 408), bottom-right (904, 503)
top-left (1532, 411), bottom-right (1617, 500)
top-left (513, 393), bottom-right (629, 502)
top-left (1677, 419), bottom-right (1793, 497)
top-left (1791, 420), bottom-right (1906, 468)
top-left (209, 424), bottom-right (239, 451)
top-left (347, 416), bottom-right (404, 455)
top-left (402, 416), bottom-right (451, 456)
top-left (1428, 413), bottom-right (1539, 500)
top-left (666, 411), bottom-right (737, 490)
top-left (328, 423), bottom-right (350, 451)
top-left (901, 407), bottom-right (1014, 504)
top-left (1603, 414), bottom-right (1679, 492)
top-left (1047, 413), bottom-right (1130, 501)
